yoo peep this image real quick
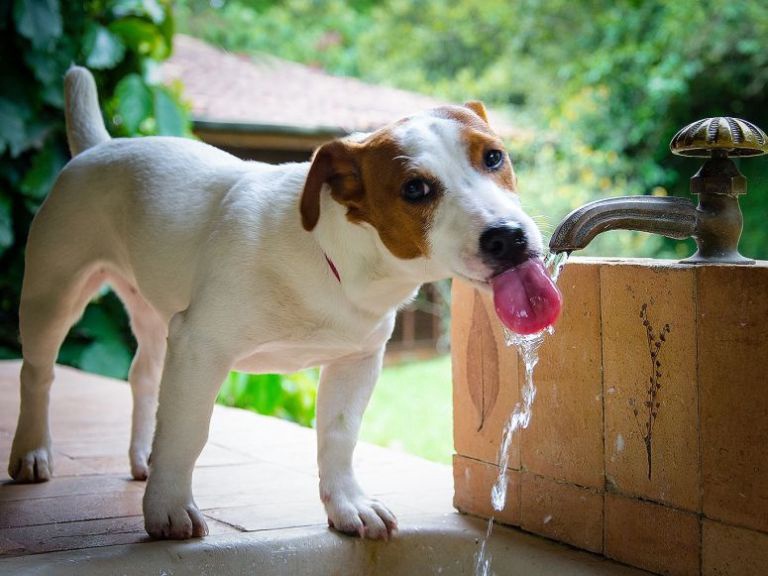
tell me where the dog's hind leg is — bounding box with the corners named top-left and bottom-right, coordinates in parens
top-left (112, 277), bottom-right (167, 481)
top-left (8, 266), bottom-right (105, 482)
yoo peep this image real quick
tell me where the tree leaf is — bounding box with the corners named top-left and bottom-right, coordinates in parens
top-left (13, 0), bottom-right (63, 50)
top-left (0, 98), bottom-right (53, 157)
top-left (77, 305), bottom-right (125, 342)
top-left (57, 340), bottom-right (86, 367)
top-left (20, 141), bottom-right (66, 201)
top-left (24, 49), bottom-right (64, 86)
top-left (114, 74), bottom-right (152, 133)
top-left (153, 87), bottom-right (185, 136)
top-left (0, 345), bottom-right (20, 360)
top-left (109, 17), bottom-right (169, 60)
top-left (0, 98), bottom-right (30, 157)
top-left (0, 195), bottom-right (13, 257)
top-left (23, 35), bottom-right (78, 107)
top-left (111, 0), bottom-right (165, 25)
top-left (80, 339), bottom-right (132, 380)
top-left (40, 82), bottom-right (65, 109)
top-left (84, 23), bottom-right (126, 70)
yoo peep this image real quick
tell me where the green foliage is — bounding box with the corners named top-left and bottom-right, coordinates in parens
top-left (13, 0), bottom-right (63, 50)
top-left (57, 293), bottom-right (134, 379)
top-left (217, 370), bottom-right (318, 427)
top-left (360, 355), bottom-right (453, 464)
top-left (0, 0), bottom-right (190, 377)
top-left (359, 0), bottom-right (768, 258)
top-left (178, 0), bottom-right (768, 260)
top-left (176, 0), bottom-right (373, 76)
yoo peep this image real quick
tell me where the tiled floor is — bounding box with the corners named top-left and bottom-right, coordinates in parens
top-left (0, 361), bottom-right (453, 558)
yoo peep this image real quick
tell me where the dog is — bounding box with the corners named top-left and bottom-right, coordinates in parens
top-left (8, 66), bottom-right (545, 540)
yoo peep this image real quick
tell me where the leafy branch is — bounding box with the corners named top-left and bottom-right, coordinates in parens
top-left (0, 0), bottom-right (190, 376)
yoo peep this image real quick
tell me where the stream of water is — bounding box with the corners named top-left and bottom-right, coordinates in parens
top-left (474, 251), bottom-right (568, 576)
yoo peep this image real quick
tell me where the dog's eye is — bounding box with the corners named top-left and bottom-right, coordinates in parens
top-left (401, 179), bottom-right (432, 203)
top-left (484, 149), bottom-right (504, 170)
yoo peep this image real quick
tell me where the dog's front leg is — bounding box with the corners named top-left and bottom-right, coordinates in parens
top-left (317, 348), bottom-right (397, 540)
top-left (142, 312), bottom-right (233, 540)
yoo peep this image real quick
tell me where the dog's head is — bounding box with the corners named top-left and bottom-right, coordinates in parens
top-left (301, 102), bottom-right (542, 287)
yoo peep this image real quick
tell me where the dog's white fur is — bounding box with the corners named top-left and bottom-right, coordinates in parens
top-left (8, 67), bottom-right (542, 540)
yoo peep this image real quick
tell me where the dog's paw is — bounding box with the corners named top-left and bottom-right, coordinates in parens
top-left (8, 442), bottom-right (53, 483)
top-left (321, 481), bottom-right (397, 540)
top-left (129, 448), bottom-right (151, 481)
top-left (143, 499), bottom-right (208, 540)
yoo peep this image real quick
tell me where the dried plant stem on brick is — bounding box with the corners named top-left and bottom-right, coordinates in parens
top-left (629, 303), bottom-right (671, 480)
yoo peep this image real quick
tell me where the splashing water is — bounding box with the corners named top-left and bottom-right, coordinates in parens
top-left (474, 251), bottom-right (568, 576)
top-left (491, 329), bottom-right (546, 510)
top-left (475, 516), bottom-right (495, 576)
top-left (545, 250), bottom-right (569, 284)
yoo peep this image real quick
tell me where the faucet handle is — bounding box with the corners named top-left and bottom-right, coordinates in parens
top-left (670, 117), bottom-right (768, 158)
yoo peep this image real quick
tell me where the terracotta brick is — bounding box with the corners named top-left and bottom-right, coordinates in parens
top-left (602, 262), bottom-right (700, 511)
top-left (520, 261), bottom-right (604, 488)
top-left (453, 455), bottom-right (520, 527)
top-left (0, 516), bottom-right (238, 557)
top-left (0, 475), bottom-right (143, 503)
top-left (605, 492), bottom-right (700, 576)
top-left (0, 491), bottom-right (144, 529)
top-left (698, 264), bottom-right (768, 533)
top-left (702, 519), bottom-right (768, 576)
top-left (520, 472), bottom-right (603, 553)
top-left (452, 280), bottom-right (520, 467)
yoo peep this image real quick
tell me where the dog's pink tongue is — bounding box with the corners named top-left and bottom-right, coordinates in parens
top-left (491, 258), bottom-right (562, 335)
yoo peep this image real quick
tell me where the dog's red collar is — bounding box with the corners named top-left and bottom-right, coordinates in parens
top-left (324, 253), bottom-right (341, 283)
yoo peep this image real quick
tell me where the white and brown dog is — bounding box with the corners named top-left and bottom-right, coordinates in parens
top-left (8, 67), bottom-right (556, 540)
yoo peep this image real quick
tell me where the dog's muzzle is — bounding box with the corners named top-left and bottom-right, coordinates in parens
top-left (479, 222), bottom-right (530, 273)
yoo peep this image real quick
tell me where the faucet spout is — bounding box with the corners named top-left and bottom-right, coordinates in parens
top-left (549, 196), bottom-right (697, 253)
top-left (548, 117), bottom-right (766, 263)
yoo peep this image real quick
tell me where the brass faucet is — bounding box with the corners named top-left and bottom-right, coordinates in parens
top-left (548, 117), bottom-right (767, 264)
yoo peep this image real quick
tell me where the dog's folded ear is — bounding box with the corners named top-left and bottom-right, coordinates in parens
top-left (301, 140), bottom-right (362, 231)
top-left (464, 101), bottom-right (489, 124)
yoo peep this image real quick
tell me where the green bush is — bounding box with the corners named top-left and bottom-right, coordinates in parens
top-left (0, 0), bottom-right (190, 375)
top-left (217, 370), bottom-right (318, 428)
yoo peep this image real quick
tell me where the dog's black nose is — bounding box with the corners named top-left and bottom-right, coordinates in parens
top-left (479, 223), bottom-right (528, 269)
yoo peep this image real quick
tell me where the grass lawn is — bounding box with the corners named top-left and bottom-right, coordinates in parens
top-left (360, 355), bottom-right (453, 464)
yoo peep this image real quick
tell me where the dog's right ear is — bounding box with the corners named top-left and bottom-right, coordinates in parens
top-left (301, 140), bottom-right (362, 231)
top-left (464, 100), bottom-right (490, 124)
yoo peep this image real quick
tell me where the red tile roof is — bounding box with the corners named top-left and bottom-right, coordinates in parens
top-left (162, 35), bottom-right (519, 138)
top-left (163, 35), bottom-right (445, 134)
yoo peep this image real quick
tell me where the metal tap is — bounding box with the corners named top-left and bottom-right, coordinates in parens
top-left (549, 117), bottom-right (767, 264)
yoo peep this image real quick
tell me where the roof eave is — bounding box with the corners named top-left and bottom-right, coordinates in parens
top-left (192, 117), bottom-right (348, 152)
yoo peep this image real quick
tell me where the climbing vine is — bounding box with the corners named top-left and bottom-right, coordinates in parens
top-left (0, 0), bottom-right (190, 377)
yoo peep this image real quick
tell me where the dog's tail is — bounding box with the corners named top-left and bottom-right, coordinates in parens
top-left (64, 66), bottom-right (110, 157)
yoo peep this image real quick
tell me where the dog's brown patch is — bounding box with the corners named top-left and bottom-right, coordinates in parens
top-left (301, 140), bottom-right (362, 231)
top-left (354, 131), bottom-right (438, 259)
top-left (432, 105), bottom-right (518, 192)
top-left (464, 100), bottom-right (490, 124)
top-left (300, 103), bottom-right (516, 260)
top-left (301, 131), bottom-right (437, 260)
top-left (432, 105), bottom-right (494, 135)
top-left (463, 129), bottom-right (517, 192)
